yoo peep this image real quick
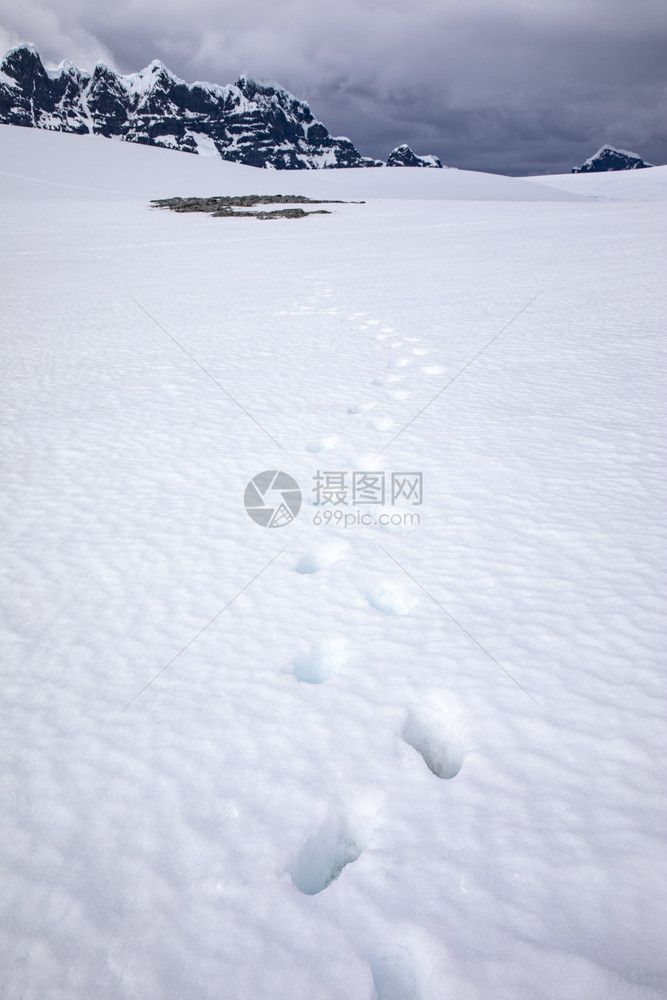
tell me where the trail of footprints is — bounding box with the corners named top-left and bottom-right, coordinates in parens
top-left (290, 598), bottom-right (466, 899)
top-left (288, 314), bottom-right (466, 904)
top-left (299, 308), bottom-right (447, 452)
top-left (288, 541), bottom-right (467, 1000)
top-left (278, 311), bottom-right (464, 995)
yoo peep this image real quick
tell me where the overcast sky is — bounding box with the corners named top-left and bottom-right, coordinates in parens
top-left (1, 0), bottom-right (665, 174)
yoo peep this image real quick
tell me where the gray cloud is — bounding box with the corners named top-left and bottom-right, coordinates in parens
top-left (1, 0), bottom-right (665, 174)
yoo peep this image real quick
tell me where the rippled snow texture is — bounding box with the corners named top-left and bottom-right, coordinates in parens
top-left (1, 126), bottom-right (666, 1000)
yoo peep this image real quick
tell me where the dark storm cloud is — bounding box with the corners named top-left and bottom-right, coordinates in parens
top-left (1, 0), bottom-right (665, 174)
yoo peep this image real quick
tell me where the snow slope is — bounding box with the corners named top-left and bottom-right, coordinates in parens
top-left (525, 164), bottom-right (667, 202)
top-left (0, 123), bottom-right (582, 202)
top-left (1, 124), bottom-right (666, 1000)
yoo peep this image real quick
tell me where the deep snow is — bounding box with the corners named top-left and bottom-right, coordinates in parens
top-left (1, 125), bottom-right (666, 1000)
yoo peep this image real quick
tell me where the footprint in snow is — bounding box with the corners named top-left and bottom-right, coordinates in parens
top-left (393, 357), bottom-right (411, 368)
top-left (347, 402), bottom-right (376, 414)
top-left (349, 451), bottom-right (383, 471)
top-left (402, 696), bottom-right (468, 779)
top-left (421, 364), bottom-right (445, 375)
top-left (367, 580), bottom-right (419, 615)
top-left (293, 637), bottom-right (347, 683)
top-left (290, 798), bottom-right (379, 895)
top-left (370, 945), bottom-right (423, 1000)
top-left (295, 542), bottom-right (347, 574)
top-left (372, 375), bottom-right (400, 386)
top-left (305, 435), bottom-right (340, 453)
top-left (377, 508), bottom-right (418, 535)
top-left (367, 416), bottom-right (394, 431)
top-left (412, 347), bottom-right (429, 356)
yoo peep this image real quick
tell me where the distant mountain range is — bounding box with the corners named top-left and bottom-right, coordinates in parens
top-left (0, 43), bottom-right (443, 170)
top-left (572, 145), bottom-right (653, 173)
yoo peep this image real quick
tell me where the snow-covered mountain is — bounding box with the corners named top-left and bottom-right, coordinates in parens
top-left (572, 144), bottom-right (653, 173)
top-left (0, 43), bottom-right (442, 170)
top-left (386, 144), bottom-right (443, 168)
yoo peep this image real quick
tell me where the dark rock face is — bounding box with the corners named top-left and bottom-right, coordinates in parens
top-left (572, 145), bottom-right (653, 173)
top-left (151, 194), bottom-right (360, 219)
top-left (0, 43), bottom-right (384, 169)
top-left (386, 144), bottom-right (443, 168)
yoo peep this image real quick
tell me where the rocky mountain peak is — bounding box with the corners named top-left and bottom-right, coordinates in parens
top-left (0, 43), bottom-right (443, 170)
top-left (572, 145), bottom-right (653, 173)
top-left (387, 144), bottom-right (443, 168)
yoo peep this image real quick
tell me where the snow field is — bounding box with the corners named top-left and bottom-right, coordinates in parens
top-left (1, 126), bottom-right (666, 999)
